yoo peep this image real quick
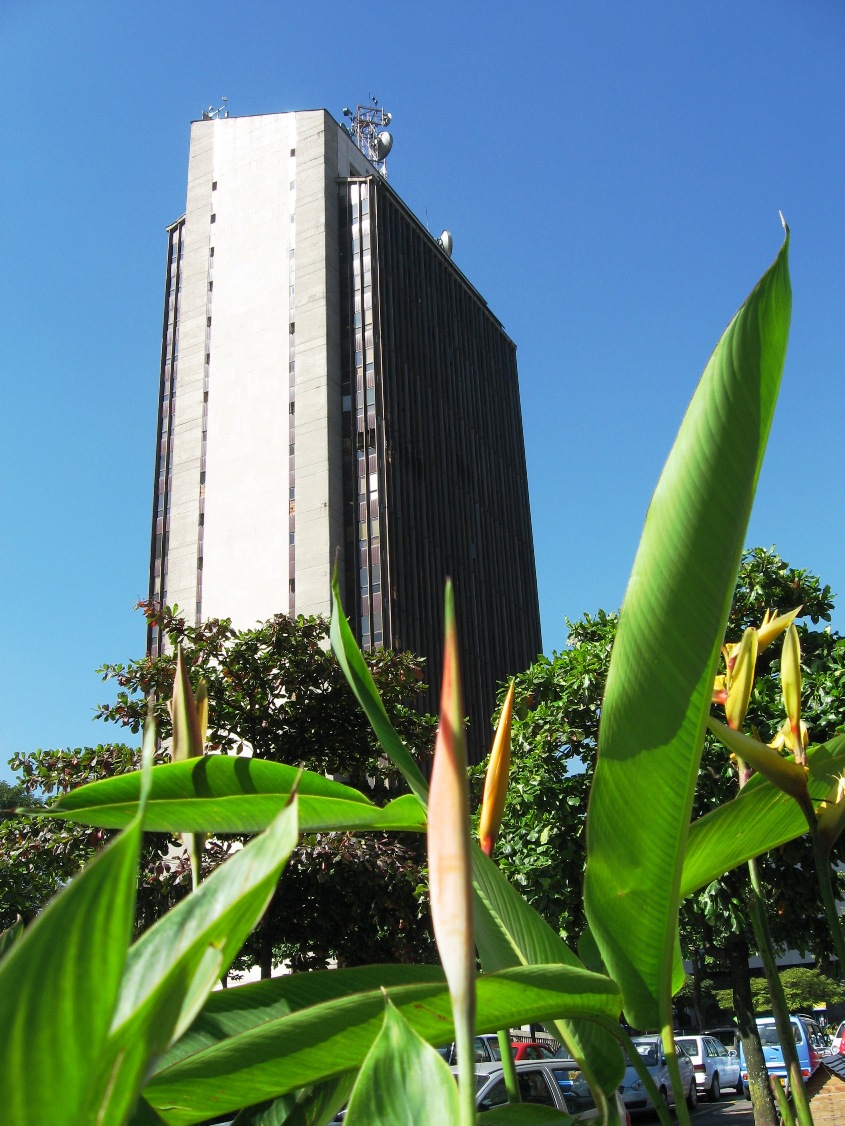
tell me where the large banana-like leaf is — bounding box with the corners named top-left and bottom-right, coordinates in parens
top-left (681, 732), bottom-right (845, 897)
top-left (344, 1000), bottom-right (460, 1125)
top-left (584, 233), bottom-right (791, 1030)
top-left (40, 756), bottom-right (426, 833)
top-left (97, 796), bottom-right (300, 1125)
top-left (0, 810), bottom-right (141, 1124)
top-left (330, 570), bottom-right (430, 805)
top-left (142, 964), bottom-right (621, 1125)
top-left (472, 847), bottom-right (623, 1100)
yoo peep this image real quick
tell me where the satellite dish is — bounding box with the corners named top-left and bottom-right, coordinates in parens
top-left (439, 230), bottom-right (453, 258)
top-left (376, 130), bottom-right (393, 160)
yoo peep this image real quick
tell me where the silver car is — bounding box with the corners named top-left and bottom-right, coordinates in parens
top-left (618, 1035), bottom-right (697, 1113)
top-left (676, 1033), bottom-right (742, 1100)
top-left (462, 1059), bottom-right (631, 1122)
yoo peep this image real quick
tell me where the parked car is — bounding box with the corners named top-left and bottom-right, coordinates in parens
top-left (436, 1033), bottom-right (501, 1064)
top-left (511, 1040), bottom-right (558, 1060)
top-left (675, 1033), bottom-right (742, 1100)
top-left (331, 1059), bottom-right (631, 1124)
top-left (618, 1035), bottom-right (697, 1113)
top-left (704, 1025), bottom-right (740, 1050)
top-left (832, 1019), bottom-right (845, 1054)
top-left (436, 1034), bottom-right (558, 1064)
top-left (457, 1058), bottom-right (631, 1123)
top-left (737, 1015), bottom-right (826, 1096)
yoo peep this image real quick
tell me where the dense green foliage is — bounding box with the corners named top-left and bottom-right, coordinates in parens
top-left (2, 608), bottom-right (438, 968)
top-left (712, 967), bottom-right (845, 1016)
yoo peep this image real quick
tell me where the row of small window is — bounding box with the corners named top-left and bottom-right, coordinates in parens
top-left (359, 566), bottom-right (381, 590)
top-left (358, 518), bottom-right (380, 538)
top-left (359, 613), bottom-right (383, 636)
top-left (342, 388), bottom-right (377, 412)
top-left (347, 194), bottom-right (369, 217)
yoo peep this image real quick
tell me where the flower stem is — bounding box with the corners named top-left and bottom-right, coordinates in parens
top-left (746, 856), bottom-right (815, 1126)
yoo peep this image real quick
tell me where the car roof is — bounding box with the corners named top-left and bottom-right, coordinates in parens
top-left (455, 1058), bottom-right (577, 1076)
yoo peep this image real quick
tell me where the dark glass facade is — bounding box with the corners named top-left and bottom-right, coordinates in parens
top-left (339, 177), bottom-right (541, 764)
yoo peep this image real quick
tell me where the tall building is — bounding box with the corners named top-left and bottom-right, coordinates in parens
top-left (149, 107), bottom-right (541, 762)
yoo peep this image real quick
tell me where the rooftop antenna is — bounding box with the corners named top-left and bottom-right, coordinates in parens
top-left (202, 96), bottom-right (230, 121)
top-left (341, 98), bottom-right (393, 178)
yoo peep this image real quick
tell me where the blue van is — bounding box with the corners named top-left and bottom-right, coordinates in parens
top-left (738, 1015), bottom-right (825, 1095)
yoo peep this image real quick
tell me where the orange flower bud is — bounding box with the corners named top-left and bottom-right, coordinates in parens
top-left (479, 681), bottom-right (514, 858)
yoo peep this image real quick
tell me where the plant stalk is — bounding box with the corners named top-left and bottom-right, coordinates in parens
top-left (812, 835), bottom-right (845, 978)
top-left (662, 1024), bottom-right (691, 1126)
top-left (746, 856), bottom-right (814, 1126)
top-left (496, 1029), bottom-right (521, 1103)
top-left (772, 1073), bottom-right (798, 1126)
top-left (454, 1007), bottom-right (478, 1126)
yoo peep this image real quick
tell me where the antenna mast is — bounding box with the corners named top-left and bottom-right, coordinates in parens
top-left (341, 96), bottom-right (394, 177)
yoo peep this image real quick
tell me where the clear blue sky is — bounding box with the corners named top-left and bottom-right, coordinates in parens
top-left (1, 0), bottom-right (842, 778)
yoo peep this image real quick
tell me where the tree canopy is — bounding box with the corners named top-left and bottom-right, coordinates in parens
top-left (2, 604), bottom-right (438, 969)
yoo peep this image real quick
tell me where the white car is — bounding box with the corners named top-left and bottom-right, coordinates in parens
top-left (831, 1020), bottom-right (845, 1054)
top-left (675, 1033), bottom-right (742, 1100)
top-left (461, 1058), bottom-right (631, 1123)
top-left (618, 1035), bottom-right (697, 1113)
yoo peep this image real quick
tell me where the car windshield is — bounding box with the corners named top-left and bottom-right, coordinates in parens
top-left (634, 1043), bottom-right (659, 1066)
top-left (757, 1022), bottom-right (800, 1047)
top-left (676, 1038), bottom-right (698, 1056)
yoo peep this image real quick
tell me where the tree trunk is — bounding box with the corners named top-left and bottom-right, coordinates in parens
top-left (728, 932), bottom-right (777, 1126)
top-left (690, 953), bottom-right (705, 1030)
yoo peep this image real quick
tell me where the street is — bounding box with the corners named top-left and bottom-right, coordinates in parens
top-left (637, 1093), bottom-right (754, 1126)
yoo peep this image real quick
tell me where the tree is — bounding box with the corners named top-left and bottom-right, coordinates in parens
top-left (713, 967), bottom-right (845, 1016)
top-left (478, 547), bottom-right (845, 990)
top-left (2, 604), bottom-right (438, 971)
top-left (2, 744), bottom-right (198, 934)
top-left (97, 602), bottom-right (435, 797)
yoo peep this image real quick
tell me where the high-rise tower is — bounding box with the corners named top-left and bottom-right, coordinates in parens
top-left (150, 107), bottom-right (541, 762)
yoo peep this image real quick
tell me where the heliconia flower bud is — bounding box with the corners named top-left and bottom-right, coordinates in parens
top-left (817, 775), bottom-right (845, 856)
top-left (725, 627), bottom-right (758, 730)
top-left (428, 581), bottom-right (475, 1074)
top-left (781, 623), bottom-right (803, 755)
top-left (170, 646), bottom-right (205, 762)
top-left (757, 606), bottom-right (801, 654)
top-left (711, 675), bottom-right (728, 705)
top-left (479, 681), bottom-right (515, 858)
top-left (708, 717), bottom-right (814, 828)
top-left (169, 646), bottom-right (208, 885)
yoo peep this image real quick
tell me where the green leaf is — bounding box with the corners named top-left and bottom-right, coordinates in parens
top-left (472, 847), bottom-right (623, 1100)
top-left (230, 1075), bottom-right (356, 1126)
top-left (584, 232), bottom-right (791, 1030)
top-left (681, 732), bottom-right (845, 897)
top-left (0, 813), bottom-right (141, 1123)
top-left (345, 999), bottom-right (459, 1125)
top-left (330, 570), bottom-right (430, 806)
top-left (479, 1108), bottom-right (574, 1124)
top-left (143, 963), bottom-right (621, 1124)
top-left (43, 756), bottom-right (426, 834)
top-left (100, 796), bottom-right (299, 1124)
